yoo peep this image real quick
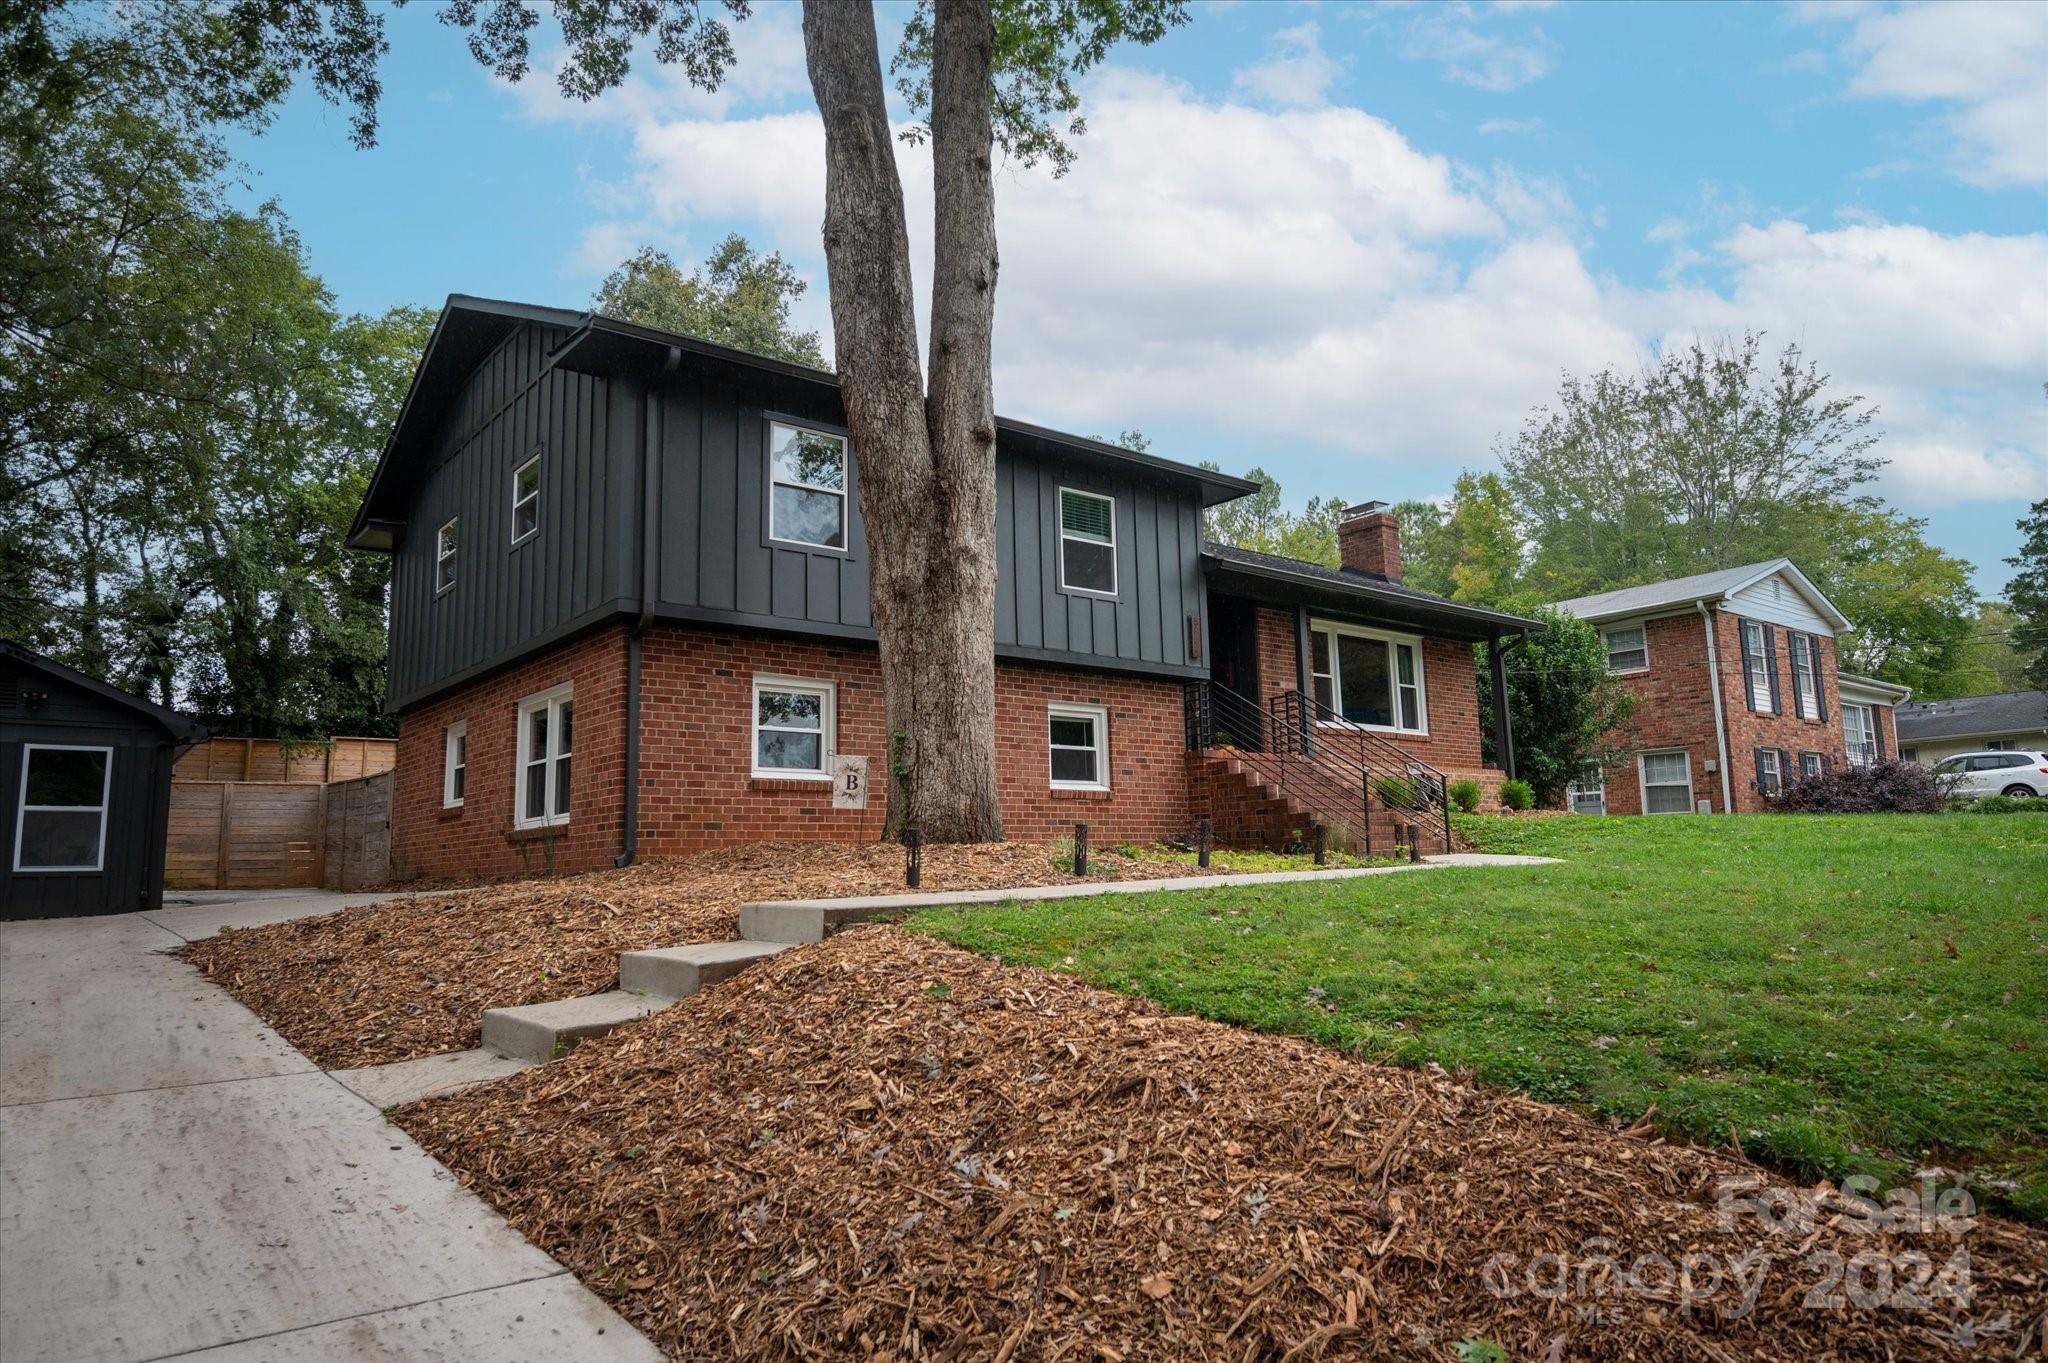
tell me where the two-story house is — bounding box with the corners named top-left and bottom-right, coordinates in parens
top-left (1553, 561), bottom-right (1911, 815)
top-left (349, 297), bottom-right (1540, 879)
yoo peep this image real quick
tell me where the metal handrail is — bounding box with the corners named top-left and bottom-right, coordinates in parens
top-left (1272, 688), bottom-right (1453, 854)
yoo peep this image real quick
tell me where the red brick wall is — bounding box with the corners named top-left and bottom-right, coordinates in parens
top-left (394, 623), bottom-right (1196, 880)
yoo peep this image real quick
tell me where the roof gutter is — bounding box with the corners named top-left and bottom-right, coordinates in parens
top-left (1697, 599), bottom-right (1734, 815)
top-left (1205, 553), bottom-right (1545, 636)
top-left (613, 350), bottom-right (679, 869)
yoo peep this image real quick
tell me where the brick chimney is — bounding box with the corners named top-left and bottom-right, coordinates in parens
top-left (1337, 501), bottom-right (1401, 582)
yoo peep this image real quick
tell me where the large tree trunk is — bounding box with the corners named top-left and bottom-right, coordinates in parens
top-left (802, 0), bottom-right (1003, 842)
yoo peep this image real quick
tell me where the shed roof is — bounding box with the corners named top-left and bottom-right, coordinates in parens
top-left (0, 640), bottom-right (203, 741)
top-left (1550, 558), bottom-right (1850, 631)
top-left (1895, 690), bottom-right (2048, 742)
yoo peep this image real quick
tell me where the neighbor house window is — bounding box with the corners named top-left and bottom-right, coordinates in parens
top-left (510, 453), bottom-right (540, 545)
top-left (13, 744), bottom-right (111, 872)
top-left (1755, 746), bottom-right (1784, 796)
top-left (514, 685), bottom-right (572, 827)
top-left (1058, 488), bottom-right (1117, 596)
top-left (1567, 760), bottom-right (1606, 815)
top-left (443, 721), bottom-right (467, 808)
top-left (1638, 749), bottom-right (1694, 815)
top-left (1603, 624), bottom-right (1648, 673)
top-left (752, 677), bottom-right (835, 779)
top-left (1741, 619), bottom-right (1773, 711)
top-left (1843, 704), bottom-right (1876, 766)
top-left (1789, 631), bottom-right (1819, 719)
top-left (436, 517), bottom-right (459, 594)
top-left (1800, 751), bottom-right (1824, 779)
top-left (1307, 621), bottom-right (1426, 732)
top-left (1987, 739), bottom-right (2014, 751)
top-left (1048, 702), bottom-right (1110, 790)
top-left (767, 422), bottom-right (847, 549)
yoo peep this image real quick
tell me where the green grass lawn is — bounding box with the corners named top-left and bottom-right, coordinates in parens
top-left (909, 812), bottom-right (2048, 1219)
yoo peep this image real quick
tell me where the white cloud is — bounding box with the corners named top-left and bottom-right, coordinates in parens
top-left (1819, 0), bottom-right (2048, 187)
top-left (1476, 117), bottom-right (1543, 135)
top-left (1232, 22), bottom-right (1344, 109)
top-left (1401, 3), bottom-right (1553, 92)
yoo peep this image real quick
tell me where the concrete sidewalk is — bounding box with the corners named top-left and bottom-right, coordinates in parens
top-left (0, 890), bottom-right (658, 1363)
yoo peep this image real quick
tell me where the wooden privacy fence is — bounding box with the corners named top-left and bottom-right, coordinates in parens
top-left (174, 735), bottom-right (396, 785)
top-left (166, 771), bottom-right (393, 891)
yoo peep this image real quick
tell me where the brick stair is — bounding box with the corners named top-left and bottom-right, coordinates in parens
top-left (1191, 748), bottom-right (1454, 857)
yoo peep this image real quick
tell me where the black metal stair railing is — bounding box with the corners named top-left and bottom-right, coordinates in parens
top-left (1272, 688), bottom-right (1453, 854)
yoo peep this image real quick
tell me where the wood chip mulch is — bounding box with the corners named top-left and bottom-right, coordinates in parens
top-left (396, 929), bottom-right (2048, 1362)
top-left (178, 841), bottom-right (1235, 1071)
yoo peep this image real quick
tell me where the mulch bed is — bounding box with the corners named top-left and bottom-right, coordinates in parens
top-left (179, 841), bottom-right (1239, 1070)
top-left (395, 928), bottom-right (2048, 1361)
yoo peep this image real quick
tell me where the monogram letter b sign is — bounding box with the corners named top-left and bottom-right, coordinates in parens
top-left (831, 755), bottom-right (869, 810)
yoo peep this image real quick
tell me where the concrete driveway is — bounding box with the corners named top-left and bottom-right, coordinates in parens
top-left (0, 890), bottom-right (659, 1362)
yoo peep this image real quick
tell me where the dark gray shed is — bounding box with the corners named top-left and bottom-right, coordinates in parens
top-left (1, 642), bottom-right (201, 920)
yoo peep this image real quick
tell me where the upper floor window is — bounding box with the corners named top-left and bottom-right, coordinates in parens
top-left (13, 744), bottom-right (111, 872)
top-left (1789, 631), bottom-right (1819, 719)
top-left (768, 422), bottom-right (847, 550)
top-left (1741, 619), bottom-right (1774, 711)
top-left (443, 721), bottom-right (467, 808)
top-left (1048, 702), bottom-right (1110, 790)
top-left (435, 517), bottom-right (459, 594)
top-left (1058, 487), bottom-right (1117, 596)
top-left (511, 453), bottom-right (540, 545)
top-left (515, 685), bottom-right (572, 828)
top-left (752, 676), bottom-right (835, 779)
top-left (1308, 621), bottom-right (1426, 733)
top-left (1603, 624), bottom-right (1648, 673)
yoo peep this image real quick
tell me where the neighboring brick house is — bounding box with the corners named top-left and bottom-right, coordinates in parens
top-left (349, 297), bottom-right (1539, 880)
top-left (1553, 560), bottom-right (1911, 815)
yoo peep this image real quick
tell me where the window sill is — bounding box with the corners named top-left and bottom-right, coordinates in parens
top-left (437, 805), bottom-right (465, 822)
top-left (1049, 786), bottom-right (1113, 800)
top-left (505, 822), bottom-right (570, 843)
top-left (1313, 721), bottom-right (1430, 740)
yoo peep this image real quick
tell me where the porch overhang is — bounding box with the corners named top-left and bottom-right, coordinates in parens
top-left (1202, 551), bottom-right (1542, 644)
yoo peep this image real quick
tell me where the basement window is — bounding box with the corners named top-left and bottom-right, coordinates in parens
top-left (1058, 488), bottom-right (1118, 597)
top-left (435, 517), bottom-right (459, 594)
top-left (767, 423), bottom-right (847, 550)
top-left (13, 744), bottom-right (111, 872)
top-left (514, 685), bottom-right (572, 828)
top-left (1048, 703), bottom-right (1109, 790)
top-left (510, 453), bottom-right (540, 545)
top-left (753, 677), bottom-right (835, 780)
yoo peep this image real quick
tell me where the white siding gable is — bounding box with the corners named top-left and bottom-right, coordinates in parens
top-left (1726, 571), bottom-right (1836, 635)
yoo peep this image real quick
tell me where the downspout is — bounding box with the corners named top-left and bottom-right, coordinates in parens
top-left (1490, 631), bottom-right (1529, 782)
top-left (1697, 599), bottom-right (1733, 815)
top-left (614, 350), bottom-right (678, 868)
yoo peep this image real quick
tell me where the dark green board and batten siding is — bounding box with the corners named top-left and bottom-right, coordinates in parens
top-left (386, 323), bottom-right (1211, 713)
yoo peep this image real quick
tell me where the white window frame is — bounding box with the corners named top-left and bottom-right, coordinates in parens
top-left (13, 743), bottom-right (113, 873)
top-left (1047, 702), bottom-right (1111, 791)
top-left (513, 684), bottom-right (572, 829)
top-left (1567, 760), bottom-right (1606, 815)
top-left (1742, 619), bottom-right (1771, 710)
top-left (1057, 486), bottom-right (1119, 598)
top-left (1789, 631), bottom-right (1819, 720)
top-left (750, 675), bottom-right (836, 781)
top-left (1307, 619), bottom-right (1429, 736)
top-left (1637, 748), bottom-right (1695, 816)
top-left (435, 517), bottom-right (459, 595)
top-left (1602, 622), bottom-right (1649, 674)
top-left (1800, 751), bottom-right (1824, 779)
top-left (510, 453), bottom-right (540, 546)
top-left (1843, 703), bottom-right (1876, 767)
top-left (442, 721), bottom-right (467, 808)
top-left (766, 421), bottom-right (848, 552)
top-left (1756, 746), bottom-right (1784, 796)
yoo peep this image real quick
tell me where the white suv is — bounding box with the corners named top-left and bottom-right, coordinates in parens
top-left (1929, 751), bottom-right (2048, 799)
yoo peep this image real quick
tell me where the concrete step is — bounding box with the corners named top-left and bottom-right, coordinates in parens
top-left (481, 990), bottom-right (663, 1062)
top-left (739, 898), bottom-right (909, 944)
top-left (330, 1047), bottom-right (536, 1108)
top-left (618, 940), bottom-right (791, 998)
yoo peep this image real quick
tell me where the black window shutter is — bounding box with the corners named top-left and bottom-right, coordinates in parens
top-left (1779, 748), bottom-right (1793, 786)
top-left (1810, 636), bottom-right (1828, 721)
top-left (1753, 746), bottom-right (1768, 793)
top-left (1763, 627), bottom-right (1782, 714)
top-left (1737, 619), bottom-right (1760, 712)
top-left (1822, 753), bottom-right (1834, 773)
top-left (1873, 710), bottom-right (1886, 759)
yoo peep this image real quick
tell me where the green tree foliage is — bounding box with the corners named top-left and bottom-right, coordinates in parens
top-left (1197, 465), bottom-right (1345, 566)
top-left (1477, 608), bottom-right (1636, 807)
top-left (1392, 472), bottom-right (1522, 607)
top-left (1947, 601), bottom-right (2030, 696)
top-left (2009, 499), bottom-right (2048, 690)
top-left (1814, 503), bottom-right (1979, 694)
top-left (593, 236), bottom-right (827, 368)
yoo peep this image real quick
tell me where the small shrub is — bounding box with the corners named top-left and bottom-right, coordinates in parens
top-left (1770, 759), bottom-right (1946, 814)
top-left (1373, 774), bottom-right (1416, 809)
top-left (1498, 778), bottom-right (1534, 811)
top-left (1961, 794), bottom-right (2048, 815)
top-left (1447, 777), bottom-right (1483, 813)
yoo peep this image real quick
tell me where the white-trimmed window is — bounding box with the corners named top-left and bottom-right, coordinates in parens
top-left (1638, 749), bottom-right (1694, 815)
top-left (510, 453), bottom-right (540, 545)
top-left (1603, 624), bottom-right (1648, 673)
top-left (13, 744), bottom-right (112, 872)
top-left (435, 517), bottom-right (459, 594)
top-left (1308, 621), bottom-right (1426, 733)
top-left (514, 685), bottom-right (572, 828)
top-left (1755, 746), bottom-right (1784, 796)
top-left (767, 422), bottom-right (847, 550)
top-left (1843, 704), bottom-right (1876, 766)
top-left (443, 721), bottom-right (467, 808)
top-left (1058, 487), bottom-right (1118, 596)
top-left (1800, 751), bottom-right (1824, 779)
top-left (1742, 619), bottom-right (1773, 711)
top-left (752, 676), bottom-right (835, 779)
top-left (1567, 760), bottom-right (1606, 815)
top-left (1789, 631), bottom-right (1819, 719)
top-left (1048, 702), bottom-right (1110, 790)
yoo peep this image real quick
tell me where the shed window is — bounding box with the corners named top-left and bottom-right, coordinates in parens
top-left (1638, 750), bottom-right (1694, 815)
top-left (443, 721), bottom-right (467, 808)
top-left (753, 677), bottom-right (835, 779)
top-left (511, 454), bottom-right (540, 545)
top-left (1603, 625), bottom-right (1648, 673)
top-left (436, 517), bottom-right (459, 594)
top-left (1307, 621), bottom-right (1426, 733)
top-left (14, 744), bottom-right (111, 872)
top-left (515, 685), bottom-right (572, 828)
top-left (1058, 488), bottom-right (1117, 596)
top-left (768, 423), bottom-right (846, 549)
top-left (1048, 703), bottom-right (1109, 789)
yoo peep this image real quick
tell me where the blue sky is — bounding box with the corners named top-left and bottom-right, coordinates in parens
top-left (229, 0), bottom-right (2047, 597)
